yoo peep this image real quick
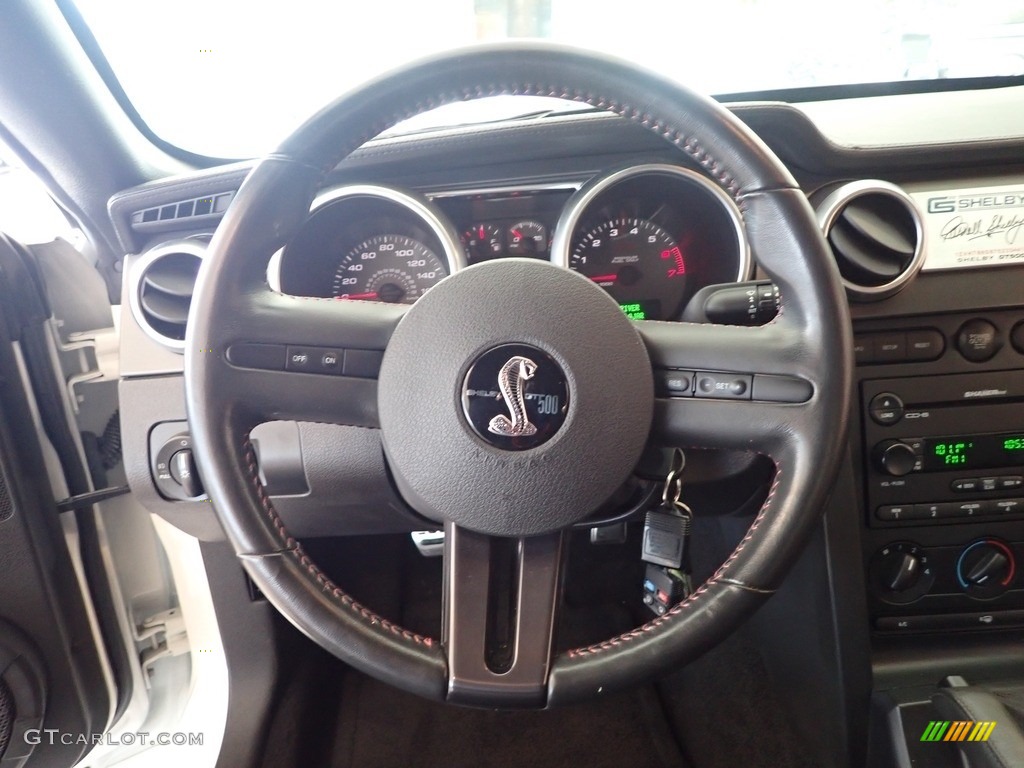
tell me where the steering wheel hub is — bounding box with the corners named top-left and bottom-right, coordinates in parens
top-left (377, 258), bottom-right (654, 537)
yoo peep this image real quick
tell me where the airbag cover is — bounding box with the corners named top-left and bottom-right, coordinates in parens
top-left (378, 258), bottom-right (653, 536)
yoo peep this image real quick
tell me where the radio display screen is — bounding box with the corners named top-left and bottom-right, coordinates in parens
top-left (923, 432), bottom-right (1024, 471)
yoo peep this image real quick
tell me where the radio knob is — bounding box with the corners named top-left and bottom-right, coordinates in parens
top-left (874, 440), bottom-right (917, 477)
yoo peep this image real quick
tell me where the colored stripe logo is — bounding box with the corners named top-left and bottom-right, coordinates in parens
top-left (921, 721), bottom-right (997, 742)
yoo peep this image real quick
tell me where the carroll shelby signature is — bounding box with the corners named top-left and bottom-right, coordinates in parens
top-left (940, 213), bottom-right (1024, 245)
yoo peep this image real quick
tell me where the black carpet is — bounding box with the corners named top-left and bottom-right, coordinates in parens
top-left (329, 670), bottom-right (688, 768)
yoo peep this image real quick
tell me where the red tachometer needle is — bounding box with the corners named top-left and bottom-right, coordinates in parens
top-left (338, 292), bottom-right (378, 300)
top-left (589, 274), bottom-right (618, 283)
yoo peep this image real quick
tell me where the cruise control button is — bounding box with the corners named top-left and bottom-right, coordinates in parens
top-left (658, 370), bottom-right (694, 397)
top-left (319, 349), bottom-right (342, 374)
top-left (694, 373), bottom-right (752, 400)
top-left (751, 375), bottom-right (812, 403)
top-left (906, 329), bottom-right (945, 361)
top-left (226, 343), bottom-right (286, 370)
top-left (956, 319), bottom-right (1001, 362)
top-left (343, 349), bottom-right (384, 378)
top-left (286, 346), bottom-right (315, 372)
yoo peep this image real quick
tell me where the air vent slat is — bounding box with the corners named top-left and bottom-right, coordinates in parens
top-left (139, 290), bottom-right (191, 325)
top-left (817, 181), bottom-right (924, 302)
top-left (130, 241), bottom-right (205, 350)
top-left (828, 224), bottom-right (904, 281)
top-left (841, 204), bottom-right (916, 257)
top-left (143, 256), bottom-right (200, 297)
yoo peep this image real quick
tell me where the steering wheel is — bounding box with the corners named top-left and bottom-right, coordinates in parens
top-left (184, 43), bottom-right (852, 708)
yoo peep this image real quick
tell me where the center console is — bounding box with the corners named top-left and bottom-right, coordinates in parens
top-left (856, 308), bottom-right (1024, 635)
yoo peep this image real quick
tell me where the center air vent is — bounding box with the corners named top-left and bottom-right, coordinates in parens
top-left (816, 180), bottom-right (925, 301)
top-left (129, 240), bottom-right (205, 351)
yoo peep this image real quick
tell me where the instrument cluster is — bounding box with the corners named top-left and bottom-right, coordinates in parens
top-left (275, 165), bottom-right (751, 321)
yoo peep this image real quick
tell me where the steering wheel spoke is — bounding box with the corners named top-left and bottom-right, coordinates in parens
top-left (201, 290), bottom-right (407, 428)
top-left (639, 319), bottom-right (817, 456)
top-left (443, 523), bottom-right (565, 708)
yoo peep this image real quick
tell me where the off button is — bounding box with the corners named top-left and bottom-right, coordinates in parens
top-left (869, 392), bottom-right (904, 426)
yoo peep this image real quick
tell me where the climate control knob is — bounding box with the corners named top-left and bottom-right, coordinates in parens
top-left (874, 440), bottom-right (918, 477)
top-left (870, 542), bottom-right (935, 604)
top-left (957, 539), bottom-right (1016, 599)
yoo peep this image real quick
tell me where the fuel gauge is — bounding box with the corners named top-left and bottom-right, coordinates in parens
top-left (507, 221), bottom-right (548, 257)
top-left (462, 223), bottom-right (504, 262)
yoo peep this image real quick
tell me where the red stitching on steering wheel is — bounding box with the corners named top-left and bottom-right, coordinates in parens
top-left (242, 437), bottom-right (434, 648)
top-left (566, 459), bottom-right (781, 658)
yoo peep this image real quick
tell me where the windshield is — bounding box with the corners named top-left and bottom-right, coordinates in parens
top-left (73, 0), bottom-right (1024, 158)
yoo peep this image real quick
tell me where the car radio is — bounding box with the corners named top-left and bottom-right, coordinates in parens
top-left (862, 369), bottom-right (1024, 526)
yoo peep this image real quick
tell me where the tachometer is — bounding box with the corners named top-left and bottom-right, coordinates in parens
top-left (333, 234), bottom-right (446, 303)
top-left (569, 217), bottom-right (685, 320)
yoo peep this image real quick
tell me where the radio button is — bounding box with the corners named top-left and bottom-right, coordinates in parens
top-left (914, 502), bottom-right (948, 520)
top-left (948, 501), bottom-right (985, 518)
top-left (951, 478), bottom-right (981, 493)
top-left (876, 505), bottom-right (914, 522)
top-left (906, 329), bottom-right (945, 361)
top-left (956, 319), bottom-right (1001, 362)
top-left (980, 477), bottom-right (999, 492)
top-left (869, 392), bottom-right (905, 426)
top-left (998, 476), bottom-right (1023, 490)
top-left (990, 498), bottom-right (1024, 515)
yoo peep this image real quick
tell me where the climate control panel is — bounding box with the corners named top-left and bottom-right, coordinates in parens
top-left (868, 537), bottom-right (1022, 633)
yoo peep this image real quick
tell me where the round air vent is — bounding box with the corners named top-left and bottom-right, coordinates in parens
top-left (129, 240), bottom-right (205, 351)
top-left (816, 180), bottom-right (925, 301)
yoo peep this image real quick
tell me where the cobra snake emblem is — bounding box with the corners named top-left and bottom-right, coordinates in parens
top-left (487, 356), bottom-right (538, 437)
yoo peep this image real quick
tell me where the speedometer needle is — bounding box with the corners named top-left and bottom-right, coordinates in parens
top-left (338, 292), bottom-right (379, 300)
top-left (589, 274), bottom-right (618, 283)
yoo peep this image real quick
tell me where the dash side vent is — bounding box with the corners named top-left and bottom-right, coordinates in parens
top-left (817, 180), bottom-right (925, 301)
top-left (129, 241), bottom-right (205, 351)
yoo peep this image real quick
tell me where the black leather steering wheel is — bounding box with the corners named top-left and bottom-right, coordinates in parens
top-left (184, 43), bottom-right (852, 708)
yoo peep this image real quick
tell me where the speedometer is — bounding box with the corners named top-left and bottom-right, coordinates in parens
top-left (569, 217), bottom-right (686, 320)
top-left (333, 234), bottom-right (447, 303)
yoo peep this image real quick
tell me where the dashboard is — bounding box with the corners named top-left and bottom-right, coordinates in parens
top-left (99, 90), bottom-right (1024, 766)
top-left (273, 164), bottom-right (748, 322)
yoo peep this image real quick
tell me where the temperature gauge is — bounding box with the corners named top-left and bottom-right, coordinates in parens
top-left (508, 221), bottom-right (548, 257)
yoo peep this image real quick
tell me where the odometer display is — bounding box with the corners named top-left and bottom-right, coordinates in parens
top-left (333, 234), bottom-right (446, 303)
top-left (569, 217), bottom-right (686, 320)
